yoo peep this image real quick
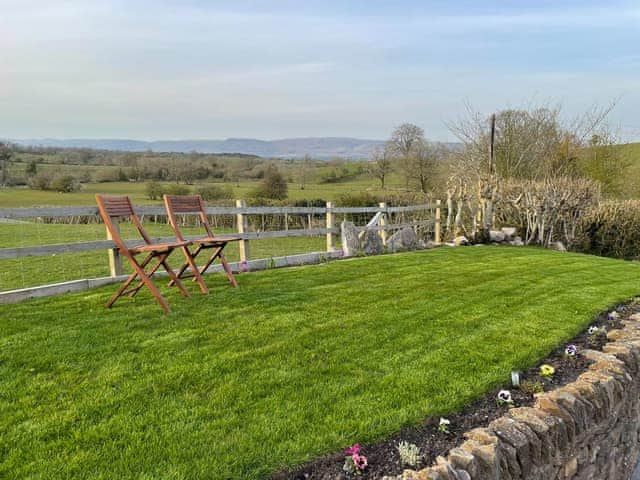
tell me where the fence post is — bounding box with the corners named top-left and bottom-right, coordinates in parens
top-left (236, 199), bottom-right (250, 268)
top-left (326, 201), bottom-right (335, 252)
top-left (435, 199), bottom-right (441, 243)
top-left (378, 202), bottom-right (388, 245)
top-left (106, 221), bottom-right (123, 277)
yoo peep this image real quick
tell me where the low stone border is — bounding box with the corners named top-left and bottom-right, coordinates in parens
top-left (385, 313), bottom-right (640, 480)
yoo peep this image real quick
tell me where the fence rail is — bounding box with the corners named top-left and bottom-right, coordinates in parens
top-left (0, 203), bottom-right (436, 219)
top-left (0, 200), bottom-right (441, 303)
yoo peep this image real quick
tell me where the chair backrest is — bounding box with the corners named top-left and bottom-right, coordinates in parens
top-left (96, 195), bottom-right (153, 248)
top-left (163, 194), bottom-right (214, 241)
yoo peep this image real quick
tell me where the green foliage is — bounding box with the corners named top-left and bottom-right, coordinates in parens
top-left (195, 183), bottom-right (234, 201)
top-left (50, 174), bottom-right (81, 193)
top-left (27, 171), bottom-right (80, 192)
top-left (25, 160), bottom-right (37, 177)
top-left (519, 380), bottom-right (544, 395)
top-left (252, 164), bottom-right (287, 199)
top-left (28, 171), bottom-right (53, 190)
top-left (163, 183), bottom-right (191, 196)
top-left (145, 181), bottom-right (163, 200)
top-left (1, 248), bottom-right (640, 478)
top-left (575, 200), bottom-right (640, 259)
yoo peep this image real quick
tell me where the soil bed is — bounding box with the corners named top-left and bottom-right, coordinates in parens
top-left (273, 300), bottom-right (637, 480)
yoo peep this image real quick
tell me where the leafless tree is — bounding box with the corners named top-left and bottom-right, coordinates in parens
top-left (389, 123), bottom-right (425, 187)
top-left (367, 143), bottom-right (394, 189)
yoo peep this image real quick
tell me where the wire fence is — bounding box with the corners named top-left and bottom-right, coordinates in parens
top-left (0, 201), bottom-right (440, 301)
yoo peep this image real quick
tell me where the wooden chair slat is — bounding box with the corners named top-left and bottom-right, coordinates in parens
top-left (163, 194), bottom-right (240, 293)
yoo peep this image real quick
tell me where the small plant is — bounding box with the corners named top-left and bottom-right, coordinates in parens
top-left (539, 364), bottom-right (555, 378)
top-left (438, 417), bottom-right (451, 434)
top-left (343, 444), bottom-right (368, 475)
top-left (519, 380), bottom-right (544, 395)
top-left (397, 441), bottom-right (422, 467)
top-left (496, 389), bottom-right (514, 407)
top-left (587, 325), bottom-right (607, 346)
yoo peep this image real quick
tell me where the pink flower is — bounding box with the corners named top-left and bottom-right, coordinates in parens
top-left (344, 443), bottom-right (360, 455)
top-left (352, 453), bottom-right (368, 471)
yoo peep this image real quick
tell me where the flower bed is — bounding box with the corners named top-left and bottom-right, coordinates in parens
top-left (274, 301), bottom-right (636, 479)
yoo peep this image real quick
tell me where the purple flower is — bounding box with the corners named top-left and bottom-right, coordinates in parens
top-left (241, 260), bottom-right (248, 272)
top-left (565, 344), bottom-right (577, 356)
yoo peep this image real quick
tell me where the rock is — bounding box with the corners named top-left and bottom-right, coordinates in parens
top-left (489, 230), bottom-right (506, 242)
top-left (424, 240), bottom-right (440, 249)
top-left (416, 240), bottom-right (426, 250)
top-left (387, 227), bottom-right (418, 252)
top-left (501, 227), bottom-right (517, 239)
top-left (510, 236), bottom-right (524, 246)
top-left (362, 229), bottom-right (383, 255)
top-left (549, 241), bottom-right (566, 252)
top-left (340, 220), bottom-right (360, 257)
top-left (453, 236), bottom-right (469, 246)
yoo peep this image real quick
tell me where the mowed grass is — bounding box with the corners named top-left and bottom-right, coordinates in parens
top-left (1, 247), bottom-right (640, 479)
top-left (0, 222), bottom-right (327, 291)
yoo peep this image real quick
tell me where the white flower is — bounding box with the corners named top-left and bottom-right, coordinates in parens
top-left (439, 417), bottom-right (450, 426)
top-left (497, 389), bottom-right (513, 404)
top-left (588, 326), bottom-right (599, 335)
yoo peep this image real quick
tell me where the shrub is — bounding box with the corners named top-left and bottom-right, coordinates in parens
top-left (164, 183), bottom-right (191, 196)
top-left (145, 181), bottom-right (163, 200)
top-left (51, 175), bottom-right (81, 193)
top-left (196, 184), bottom-right (234, 201)
top-left (252, 164), bottom-right (287, 200)
top-left (28, 171), bottom-right (53, 190)
top-left (575, 200), bottom-right (640, 260)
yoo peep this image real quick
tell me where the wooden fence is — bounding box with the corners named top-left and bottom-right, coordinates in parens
top-left (0, 200), bottom-right (441, 303)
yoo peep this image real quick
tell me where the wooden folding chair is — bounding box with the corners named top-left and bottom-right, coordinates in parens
top-left (163, 194), bottom-right (240, 294)
top-left (96, 195), bottom-right (192, 313)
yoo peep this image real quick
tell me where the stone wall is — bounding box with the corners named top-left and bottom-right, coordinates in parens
top-left (390, 313), bottom-right (640, 480)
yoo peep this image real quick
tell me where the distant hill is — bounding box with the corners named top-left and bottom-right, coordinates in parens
top-left (7, 137), bottom-right (389, 160)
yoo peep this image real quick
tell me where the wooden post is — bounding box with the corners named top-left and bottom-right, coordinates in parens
top-left (378, 202), bottom-right (388, 245)
top-left (106, 221), bottom-right (123, 277)
top-left (326, 201), bottom-right (335, 252)
top-left (236, 199), bottom-right (250, 268)
top-left (435, 199), bottom-right (441, 243)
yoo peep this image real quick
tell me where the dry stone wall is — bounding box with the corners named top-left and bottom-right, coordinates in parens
top-left (387, 313), bottom-right (640, 480)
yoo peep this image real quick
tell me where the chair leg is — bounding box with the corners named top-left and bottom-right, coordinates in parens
top-left (107, 270), bottom-right (140, 308)
top-left (122, 255), bottom-right (171, 313)
top-left (160, 257), bottom-right (191, 298)
top-left (128, 254), bottom-right (165, 298)
top-left (218, 254), bottom-right (238, 288)
top-left (171, 245), bottom-right (208, 294)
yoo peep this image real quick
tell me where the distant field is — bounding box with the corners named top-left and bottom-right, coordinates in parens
top-left (0, 178), bottom-right (408, 208)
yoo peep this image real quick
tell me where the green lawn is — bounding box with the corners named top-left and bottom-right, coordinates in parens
top-left (0, 222), bottom-right (327, 291)
top-left (1, 247), bottom-right (639, 479)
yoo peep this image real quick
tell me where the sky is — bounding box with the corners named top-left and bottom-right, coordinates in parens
top-left (1, 0), bottom-right (639, 142)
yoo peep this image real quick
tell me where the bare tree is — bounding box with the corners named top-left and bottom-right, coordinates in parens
top-left (367, 143), bottom-right (394, 189)
top-left (411, 140), bottom-right (442, 193)
top-left (299, 154), bottom-right (312, 190)
top-left (389, 123), bottom-right (425, 187)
